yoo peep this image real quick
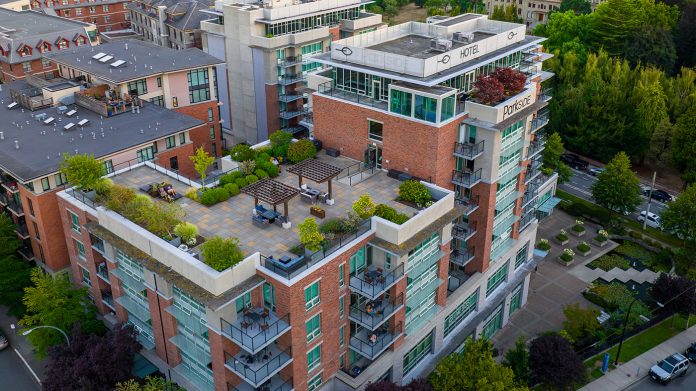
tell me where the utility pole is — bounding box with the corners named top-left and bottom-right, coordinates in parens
top-left (643, 171), bottom-right (656, 231)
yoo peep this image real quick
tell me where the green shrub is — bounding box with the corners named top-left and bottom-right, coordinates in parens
top-left (184, 187), bottom-right (199, 202)
top-left (270, 130), bottom-right (293, 147)
top-left (105, 184), bottom-right (136, 214)
top-left (255, 169), bottom-right (269, 179)
top-left (219, 171), bottom-right (242, 186)
top-left (298, 218), bottom-right (324, 252)
top-left (174, 222), bottom-right (198, 245)
top-left (257, 152), bottom-right (272, 163)
top-left (272, 143), bottom-right (289, 159)
top-left (245, 175), bottom-right (259, 185)
top-left (200, 236), bottom-right (244, 271)
top-left (229, 144), bottom-right (256, 162)
top-left (374, 204), bottom-right (397, 221)
top-left (319, 218), bottom-right (344, 235)
top-left (93, 178), bottom-right (113, 196)
top-left (340, 212), bottom-right (362, 233)
top-left (352, 193), bottom-right (376, 219)
top-left (392, 213), bottom-right (410, 225)
top-left (628, 230), bottom-right (643, 240)
top-left (200, 190), bottom-right (218, 206)
top-left (577, 242), bottom-right (591, 252)
top-left (235, 178), bottom-right (248, 189)
top-left (239, 160), bottom-right (256, 175)
top-left (256, 145), bottom-right (273, 156)
top-left (398, 180), bottom-right (431, 206)
top-left (223, 183), bottom-right (240, 197)
top-left (264, 163), bottom-right (279, 178)
top-left (589, 254), bottom-right (630, 271)
top-left (287, 139), bottom-right (317, 163)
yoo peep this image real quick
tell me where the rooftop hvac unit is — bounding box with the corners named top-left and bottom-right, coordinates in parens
top-left (430, 38), bottom-right (453, 52)
top-left (452, 32), bottom-right (475, 44)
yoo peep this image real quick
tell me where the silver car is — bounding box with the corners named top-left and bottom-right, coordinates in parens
top-left (649, 353), bottom-right (689, 384)
top-left (0, 330), bottom-right (7, 350)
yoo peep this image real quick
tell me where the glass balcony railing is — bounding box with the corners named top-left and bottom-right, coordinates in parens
top-left (278, 109), bottom-right (306, 120)
top-left (229, 376), bottom-right (293, 391)
top-left (540, 87), bottom-right (552, 102)
top-left (349, 263), bottom-right (405, 300)
top-left (6, 200), bottom-right (24, 216)
top-left (18, 245), bottom-right (34, 261)
top-left (96, 263), bottom-right (110, 282)
top-left (453, 140), bottom-right (484, 160)
top-left (349, 293), bottom-right (404, 330)
top-left (0, 192), bottom-right (8, 205)
top-left (519, 211), bottom-right (536, 232)
top-left (102, 292), bottom-right (116, 310)
top-left (527, 134), bottom-right (546, 159)
top-left (530, 110), bottom-right (549, 132)
top-left (349, 322), bottom-right (403, 360)
top-left (116, 294), bottom-right (151, 322)
top-left (278, 74), bottom-right (305, 86)
top-left (1, 177), bottom-right (19, 193)
top-left (450, 248), bottom-right (475, 267)
top-left (15, 224), bottom-right (29, 238)
top-left (278, 93), bottom-right (304, 103)
top-left (220, 310), bottom-right (290, 354)
top-left (451, 221), bottom-right (476, 242)
top-left (91, 236), bottom-right (105, 255)
top-left (224, 345), bottom-right (292, 388)
top-left (277, 55), bottom-right (302, 68)
top-left (451, 168), bottom-right (482, 188)
top-left (455, 194), bottom-right (479, 215)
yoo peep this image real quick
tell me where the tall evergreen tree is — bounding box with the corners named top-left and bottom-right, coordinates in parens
top-left (591, 151), bottom-right (642, 213)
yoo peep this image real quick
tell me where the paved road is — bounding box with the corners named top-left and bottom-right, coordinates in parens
top-left (625, 365), bottom-right (695, 391)
top-left (558, 168), bottom-right (668, 219)
top-left (0, 348), bottom-right (40, 391)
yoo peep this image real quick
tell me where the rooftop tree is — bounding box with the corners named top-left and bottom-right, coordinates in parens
top-left (189, 146), bottom-right (215, 187)
top-left (60, 153), bottom-right (106, 191)
top-left (473, 75), bottom-right (505, 105)
top-left (492, 67), bottom-right (527, 95)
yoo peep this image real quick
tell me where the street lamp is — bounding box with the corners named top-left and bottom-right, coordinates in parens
top-left (22, 325), bottom-right (70, 348)
top-left (614, 297), bottom-right (639, 366)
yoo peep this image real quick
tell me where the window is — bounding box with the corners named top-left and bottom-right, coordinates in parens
top-left (339, 263), bottom-right (345, 287)
top-left (136, 146), bottom-right (155, 162)
top-left (414, 94), bottom-right (437, 123)
top-left (149, 95), bottom-right (164, 106)
top-left (307, 372), bottom-right (322, 391)
top-left (28, 198), bottom-right (34, 217)
top-left (63, 9), bottom-right (70, 16)
top-left (390, 89), bottom-right (412, 116)
top-left (33, 222), bottom-right (39, 240)
top-left (55, 173), bottom-right (67, 186)
top-left (127, 79), bottom-right (148, 96)
top-left (57, 39), bottom-right (68, 49)
top-left (444, 290), bottom-right (478, 337)
top-left (75, 8), bottom-right (82, 15)
top-left (81, 266), bottom-right (91, 286)
top-left (403, 332), bottom-right (433, 375)
top-left (482, 304), bottom-right (504, 339)
top-left (307, 345), bottom-right (321, 371)
top-left (103, 15), bottom-right (110, 23)
top-left (19, 46), bottom-right (31, 57)
top-left (207, 107), bottom-right (213, 122)
top-left (103, 160), bottom-right (113, 174)
top-left (510, 283), bottom-right (523, 314)
top-left (339, 296), bottom-right (344, 319)
top-left (349, 247), bottom-right (365, 275)
top-left (165, 136), bottom-right (176, 149)
top-left (172, 97), bottom-right (178, 107)
top-left (69, 211), bottom-right (80, 233)
top-left (41, 177), bottom-right (50, 191)
top-left (180, 133), bottom-right (186, 145)
top-left (235, 292), bottom-right (251, 313)
top-left (441, 95), bottom-right (455, 121)
top-left (263, 282), bottom-right (276, 311)
top-left (486, 263), bottom-right (509, 296)
top-left (305, 281), bottom-right (320, 310)
top-left (306, 313), bottom-right (321, 342)
top-left (156, 77), bottom-right (162, 87)
top-left (209, 126), bottom-right (215, 140)
top-left (22, 62), bottom-right (32, 73)
top-left (339, 325), bottom-right (345, 346)
top-left (187, 69), bottom-right (210, 103)
top-left (368, 120), bottom-right (383, 142)
top-left (42, 58), bottom-right (51, 68)
top-left (76, 240), bottom-right (86, 260)
top-left (515, 242), bottom-right (529, 269)
top-left (102, 4), bottom-right (108, 11)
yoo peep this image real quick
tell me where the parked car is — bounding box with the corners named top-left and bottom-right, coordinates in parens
top-left (649, 353), bottom-right (689, 384)
top-left (686, 342), bottom-right (696, 362)
top-left (644, 189), bottom-right (674, 203)
top-left (0, 330), bottom-right (7, 350)
top-left (588, 167), bottom-right (605, 176)
top-left (560, 153), bottom-right (590, 170)
top-left (637, 211), bottom-right (662, 230)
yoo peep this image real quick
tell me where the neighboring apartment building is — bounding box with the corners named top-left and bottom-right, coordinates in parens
top-left (0, 9), bottom-right (96, 82)
top-left (128, 0), bottom-right (214, 50)
top-left (29, 0), bottom-right (131, 33)
top-left (0, 0), bottom-right (30, 11)
top-left (44, 39), bottom-right (226, 157)
top-left (0, 75), bottom-right (207, 274)
top-left (54, 14), bottom-right (560, 391)
top-left (483, 0), bottom-right (605, 30)
top-left (199, 0), bottom-right (385, 145)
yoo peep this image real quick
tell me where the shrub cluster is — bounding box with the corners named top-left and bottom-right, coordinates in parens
top-left (398, 180), bottom-right (431, 206)
top-left (374, 203), bottom-right (410, 225)
top-left (287, 139), bottom-right (317, 163)
top-left (200, 187), bottom-right (231, 206)
top-left (200, 236), bottom-right (244, 271)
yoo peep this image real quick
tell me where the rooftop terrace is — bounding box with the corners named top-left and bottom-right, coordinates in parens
top-left (108, 152), bottom-right (417, 259)
top-left (366, 32), bottom-right (494, 59)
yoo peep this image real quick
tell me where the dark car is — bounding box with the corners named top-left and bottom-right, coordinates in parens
top-left (560, 153), bottom-right (590, 170)
top-left (645, 189), bottom-right (674, 203)
top-left (686, 342), bottom-right (696, 362)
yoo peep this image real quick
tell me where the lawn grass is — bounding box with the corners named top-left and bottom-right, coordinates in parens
top-left (584, 314), bottom-right (690, 380)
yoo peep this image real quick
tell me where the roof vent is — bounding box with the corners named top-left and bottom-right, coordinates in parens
top-left (7, 102), bottom-right (17, 109)
top-left (452, 32), bottom-right (475, 44)
top-left (430, 38), bottom-right (453, 52)
top-left (110, 60), bottom-right (126, 68)
top-left (66, 109), bottom-right (77, 117)
top-left (78, 119), bottom-right (89, 127)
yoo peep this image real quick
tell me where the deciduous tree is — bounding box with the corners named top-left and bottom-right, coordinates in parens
top-left (189, 146), bottom-right (215, 187)
top-left (561, 303), bottom-right (601, 345)
top-left (0, 214), bottom-right (20, 258)
top-left (473, 75), bottom-right (504, 105)
top-left (503, 336), bottom-right (531, 385)
top-left (649, 273), bottom-right (696, 317)
top-left (559, 0), bottom-right (591, 14)
top-left (541, 132), bottom-right (572, 183)
top-left (661, 185), bottom-right (696, 248)
top-left (0, 256), bottom-right (32, 317)
top-left (670, 108), bottom-right (696, 185)
top-left (529, 334), bottom-right (585, 390)
top-left (591, 152), bottom-right (641, 214)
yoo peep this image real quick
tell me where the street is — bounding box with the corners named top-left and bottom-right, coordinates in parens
top-left (625, 366), bottom-right (696, 391)
top-left (558, 168), bottom-right (669, 219)
top-left (0, 348), bottom-right (40, 391)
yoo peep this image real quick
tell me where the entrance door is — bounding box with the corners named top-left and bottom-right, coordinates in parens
top-left (364, 144), bottom-right (383, 169)
top-left (372, 80), bottom-right (381, 101)
top-left (169, 156), bottom-right (179, 171)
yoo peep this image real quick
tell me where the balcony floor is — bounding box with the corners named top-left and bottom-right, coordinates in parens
top-left (225, 344), bottom-right (292, 388)
top-left (221, 308), bottom-right (290, 354)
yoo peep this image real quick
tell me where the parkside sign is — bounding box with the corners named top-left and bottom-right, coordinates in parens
top-left (502, 95), bottom-right (533, 119)
top-left (465, 89), bottom-right (535, 124)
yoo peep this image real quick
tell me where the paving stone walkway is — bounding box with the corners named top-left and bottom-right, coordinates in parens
top-left (570, 263), bottom-right (660, 285)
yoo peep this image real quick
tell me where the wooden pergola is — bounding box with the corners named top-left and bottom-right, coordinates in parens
top-left (287, 159), bottom-right (343, 200)
top-left (241, 178), bottom-right (300, 218)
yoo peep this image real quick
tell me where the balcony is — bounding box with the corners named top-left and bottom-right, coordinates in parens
top-left (450, 248), bottom-right (475, 267)
top-left (96, 262), bottom-right (110, 282)
top-left (447, 268), bottom-right (473, 294)
top-left (451, 168), bottom-right (482, 188)
top-left (224, 345), bottom-right (292, 388)
top-left (0, 192), bottom-right (8, 206)
top-left (220, 309), bottom-right (290, 354)
top-left (15, 224), bottom-right (29, 239)
top-left (278, 93), bottom-right (304, 103)
top-left (519, 210), bottom-right (536, 232)
top-left (18, 245), bottom-right (34, 261)
top-left (6, 200), bottom-right (24, 217)
top-left (229, 376), bottom-right (293, 391)
top-left (116, 294), bottom-right (151, 322)
top-left (525, 159), bottom-right (543, 183)
top-left (453, 140), bottom-right (484, 160)
top-left (0, 176), bottom-right (19, 193)
top-left (530, 110), bottom-right (549, 133)
top-left (278, 109), bottom-right (306, 120)
top-left (522, 189), bottom-right (537, 208)
top-left (349, 263), bottom-right (405, 300)
top-left (317, 82), bottom-right (388, 112)
top-left (527, 135), bottom-right (546, 159)
top-left (102, 292), bottom-right (116, 310)
top-left (349, 293), bottom-right (404, 330)
top-left (451, 221), bottom-right (476, 242)
top-left (349, 322), bottom-right (402, 360)
top-left (540, 87), bottom-right (552, 102)
top-left (455, 194), bottom-right (479, 215)
top-left (278, 55), bottom-right (303, 68)
top-left (278, 74), bottom-right (305, 86)
top-left (91, 235), bottom-right (105, 255)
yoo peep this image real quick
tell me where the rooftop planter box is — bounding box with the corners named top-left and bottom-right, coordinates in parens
top-left (465, 88), bottom-right (535, 124)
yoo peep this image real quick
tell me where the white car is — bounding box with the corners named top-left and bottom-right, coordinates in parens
top-left (637, 211), bottom-right (662, 230)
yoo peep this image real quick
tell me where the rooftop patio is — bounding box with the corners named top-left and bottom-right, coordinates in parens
top-left (108, 153), bottom-right (416, 260)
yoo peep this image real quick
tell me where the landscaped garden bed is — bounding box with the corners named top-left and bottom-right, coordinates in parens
top-left (576, 241), bottom-right (591, 256)
top-left (395, 180), bottom-right (434, 210)
top-left (556, 229), bottom-right (569, 245)
top-left (593, 229), bottom-right (609, 247)
top-left (559, 248), bottom-right (575, 266)
top-left (585, 240), bottom-right (671, 273)
top-left (537, 238), bottom-right (551, 251)
top-left (572, 219), bottom-right (586, 237)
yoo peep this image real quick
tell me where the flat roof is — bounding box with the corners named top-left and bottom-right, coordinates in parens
top-left (432, 13), bottom-right (483, 27)
top-left (44, 39), bottom-right (224, 84)
top-left (108, 152), bottom-right (416, 258)
top-left (0, 9), bottom-right (90, 37)
top-left (0, 80), bottom-right (204, 181)
top-left (366, 32), bottom-right (494, 59)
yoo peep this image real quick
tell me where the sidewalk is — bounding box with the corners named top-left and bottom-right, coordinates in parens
top-left (0, 307), bottom-right (46, 386)
top-left (580, 324), bottom-right (696, 391)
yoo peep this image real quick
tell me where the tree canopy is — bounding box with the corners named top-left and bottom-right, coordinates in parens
top-left (0, 214), bottom-right (20, 258)
top-left (591, 152), bottom-right (642, 213)
top-left (660, 184), bottom-right (696, 247)
top-left (649, 273), bottom-right (696, 317)
top-left (529, 334), bottom-right (585, 390)
top-left (541, 132), bottom-right (572, 183)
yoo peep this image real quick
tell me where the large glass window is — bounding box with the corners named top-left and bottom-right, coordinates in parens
top-left (441, 95), bottom-right (455, 121)
top-left (136, 146), bottom-right (155, 162)
top-left (127, 79), bottom-right (147, 96)
top-left (305, 281), bottom-right (320, 310)
top-left (69, 211), bottom-right (80, 233)
top-left (307, 345), bottom-right (321, 371)
top-left (515, 242), bottom-right (529, 269)
top-left (265, 7), bottom-right (362, 36)
top-left (308, 372), bottom-right (322, 391)
top-left (482, 304), bottom-right (503, 339)
top-left (444, 290), bottom-right (478, 337)
top-left (390, 89), bottom-right (412, 116)
top-left (187, 69), bottom-right (210, 103)
top-left (368, 120), bottom-right (383, 142)
top-left (235, 292), bottom-right (251, 313)
top-left (339, 263), bottom-right (345, 287)
top-left (75, 240), bottom-right (85, 260)
top-left (414, 94), bottom-right (437, 123)
top-left (403, 332), bottom-right (433, 375)
top-left (486, 263), bottom-right (509, 296)
top-left (510, 283), bottom-right (523, 314)
top-left (349, 247), bottom-right (366, 275)
top-left (306, 313), bottom-right (321, 342)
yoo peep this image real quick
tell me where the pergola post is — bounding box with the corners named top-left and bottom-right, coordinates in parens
top-left (328, 179), bottom-right (333, 200)
top-left (284, 201), bottom-right (289, 218)
top-left (298, 176), bottom-right (303, 187)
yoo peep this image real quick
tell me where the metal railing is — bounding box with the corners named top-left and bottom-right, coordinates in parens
top-left (6, 200), bottom-right (24, 216)
top-left (220, 313), bottom-right (290, 354)
top-left (278, 55), bottom-right (303, 67)
top-left (317, 82), bottom-right (388, 111)
top-left (0, 192), bottom-right (7, 206)
top-left (278, 74), bottom-right (305, 85)
top-left (229, 377), bottom-right (293, 391)
top-left (224, 347), bottom-right (292, 387)
top-left (336, 160), bottom-right (377, 186)
top-left (261, 219), bottom-right (372, 280)
top-left (450, 248), bottom-right (475, 267)
top-left (278, 93), bottom-right (304, 103)
top-left (519, 210), bottom-right (536, 233)
top-left (15, 224), bottom-right (29, 238)
top-left (349, 293), bottom-right (404, 330)
top-left (349, 263), bottom-right (405, 300)
top-left (349, 322), bottom-right (402, 360)
top-left (96, 262), bottom-right (110, 282)
top-left (530, 109), bottom-right (549, 132)
top-left (452, 221), bottom-right (476, 242)
top-left (278, 109), bottom-right (306, 120)
top-left (527, 134), bottom-right (546, 158)
top-left (453, 140), bottom-right (484, 160)
top-left (18, 245), bottom-right (34, 261)
top-left (540, 87), bottom-right (552, 102)
top-left (451, 168), bottom-right (482, 188)
top-left (455, 194), bottom-right (479, 215)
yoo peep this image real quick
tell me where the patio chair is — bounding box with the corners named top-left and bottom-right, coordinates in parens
top-left (377, 276), bottom-right (386, 285)
top-left (274, 215), bottom-right (288, 227)
top-left (261, 308), bottom-right (270, 322)
top-left (319, 192), bottom-right (329, 203)
top-left (240, 321), bottom-right (251, 330)
top-left (255, 204), bottom-right (268, 214)
top-left (364, 276), bottom-right (373, 285)
top-left (260, 323), bottom-right (270, 332)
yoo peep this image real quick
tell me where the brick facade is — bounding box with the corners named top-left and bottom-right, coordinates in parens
top-left (174, 101), bottom-right (222, 158)
top-left (0, 58), bottom-right (56, 82)
top-left (30, 0), bottom-right (131, 32)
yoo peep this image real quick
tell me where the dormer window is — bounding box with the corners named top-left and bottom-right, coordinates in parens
top-left (32, 1), bottom-right (40, 7)
top-left (18, 45), bottom-right (32, 57)
top-left (46, 0), bottom-right (54, 6)
top-left (38, 42), bottom-right (51, 53)
top-left (57, 39), bottom-right (68, 49)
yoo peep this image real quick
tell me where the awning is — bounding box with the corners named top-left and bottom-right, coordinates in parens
top-left (537, 196), bottom-right (561, 214)
top-left (132, 353), bottom-right (159, 379)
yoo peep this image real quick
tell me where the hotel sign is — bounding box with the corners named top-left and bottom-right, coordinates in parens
top-left (459, 44), bottom-right (480, 60)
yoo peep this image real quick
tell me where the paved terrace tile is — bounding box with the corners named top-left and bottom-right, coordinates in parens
top-left (109, 157), bottom-right (416, 258)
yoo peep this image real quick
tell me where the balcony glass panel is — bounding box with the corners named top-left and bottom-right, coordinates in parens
top-left (450, 248), bottom-right (475, 267)
top-left (230, 376), bottom-right (293, 391)
top-left (451, 222), bottom-right (476, 242)
top-left (220, 309), bottom-right (290, 354)
top-left (111, 267), bottom-right (145, 290)
top-left (451, 168), bottom-right (482, 188)
top-left (225, 345), bottom-right (292, 388)
top-left (454, 194), bottom-right (479, 215)
top-left (453, 140), bottom-right (484, 160)
top-left (349, 323), bottom-right (402, 360)
top-left (349, 293), bottom-right (404, 330)
top-left (170, 333), bottom-right (211, 365)
top-left (116, 294), bottom-right (151, 322)
top-left (349, 263), bottom-right (405, 300)
top-left (407, 250), bottom-right (443, 279)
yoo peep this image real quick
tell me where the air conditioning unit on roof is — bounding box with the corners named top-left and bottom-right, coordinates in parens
top-left (452, 32), bottom-right (475, 44)
top-left (430, 38), bottom-right (452, 52)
